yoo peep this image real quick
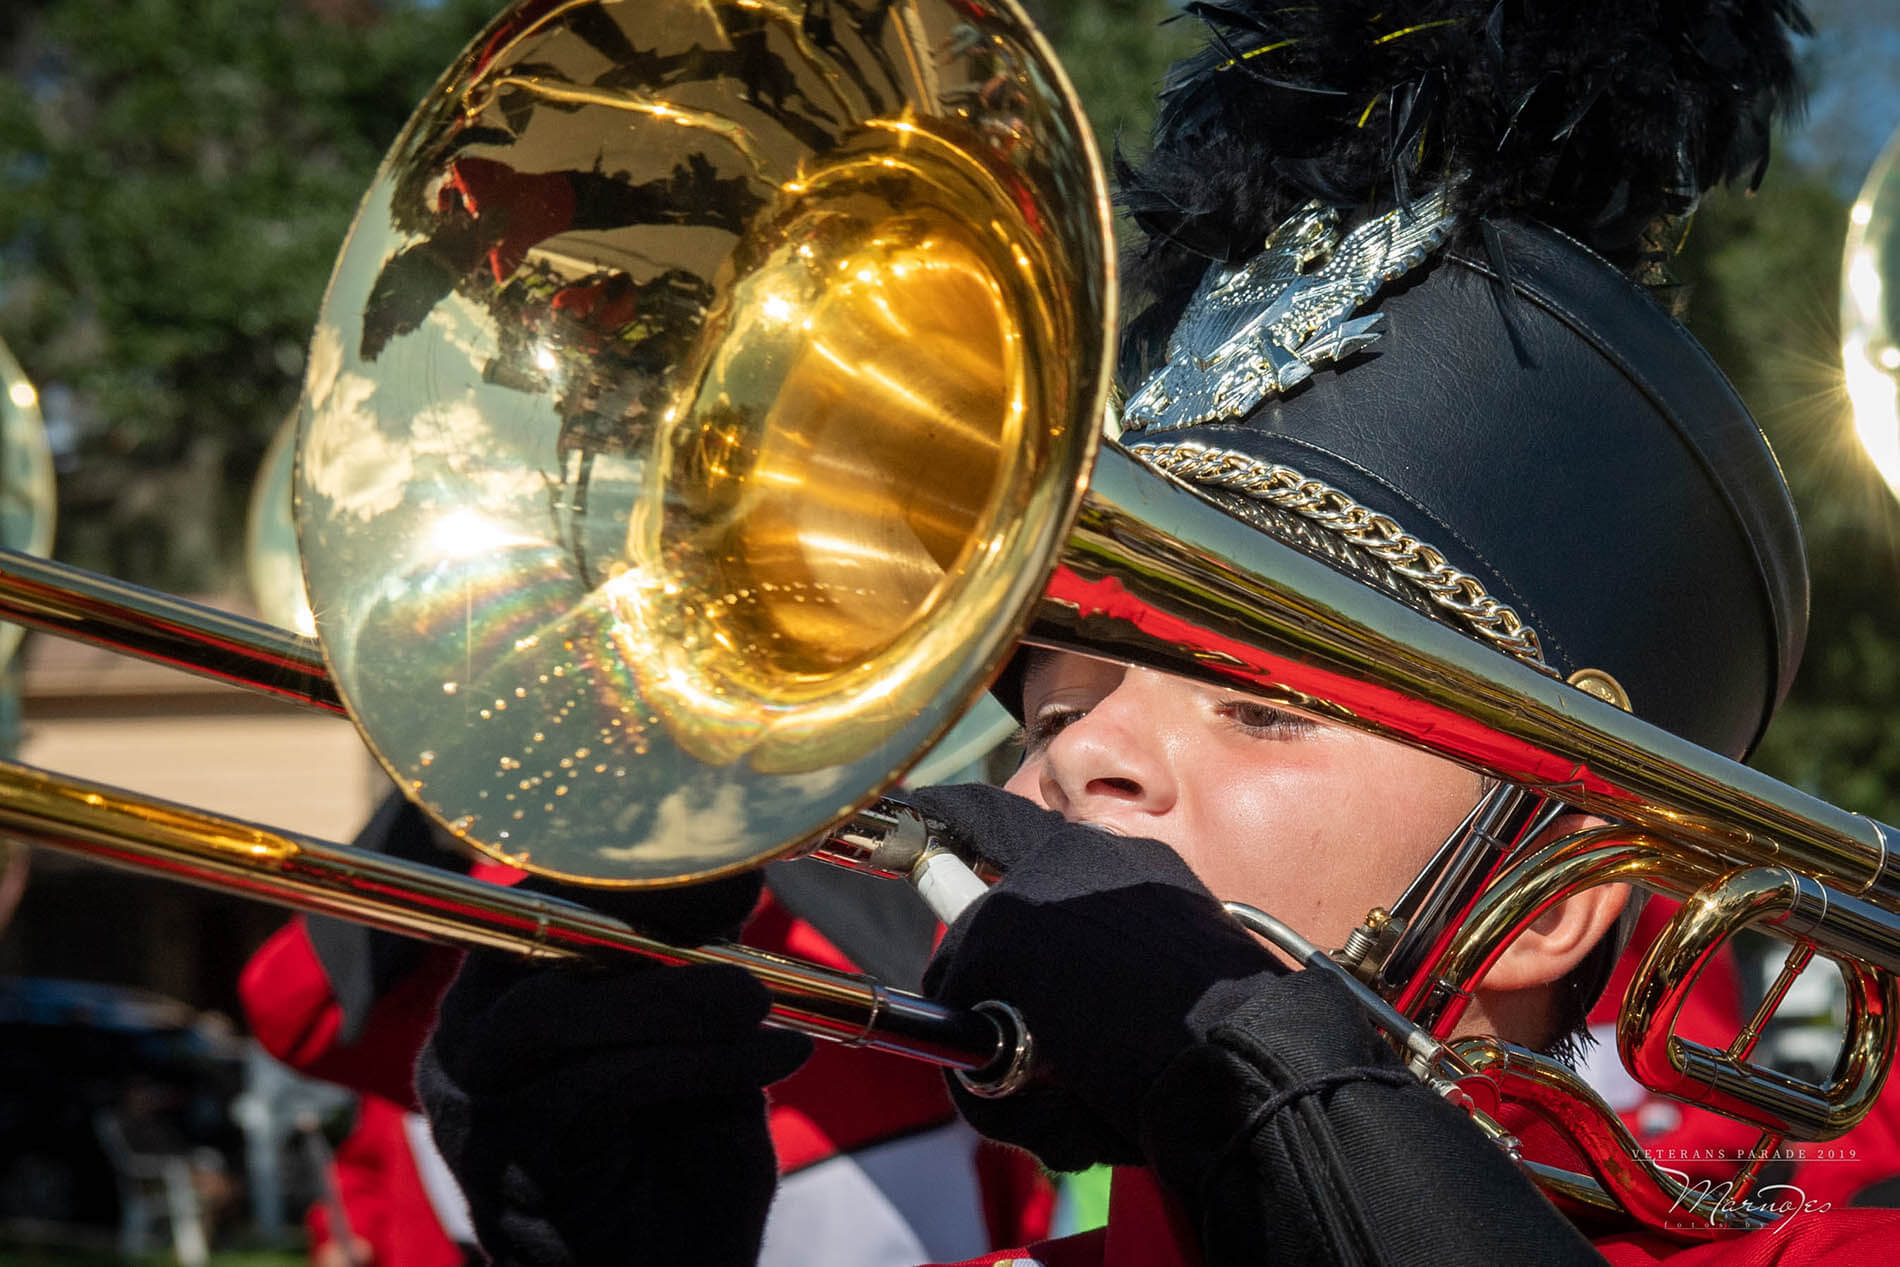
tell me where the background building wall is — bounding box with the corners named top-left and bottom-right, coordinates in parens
top-left (0, 616), bottom-right (383, 1019)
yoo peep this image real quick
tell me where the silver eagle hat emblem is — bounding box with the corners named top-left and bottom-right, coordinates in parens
top-left (1122, 189), bottom-right (1457, 433)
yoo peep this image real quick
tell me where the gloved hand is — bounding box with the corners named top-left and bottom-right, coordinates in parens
top-left (913, 784), bottom-right (1603, 1267)
top-left (415, 871), bottom-right (812, 1267)
top-left (906, 782), bottom-right (1284, 1172)
top-left (1143, 970), bottom-right (1603, 1266)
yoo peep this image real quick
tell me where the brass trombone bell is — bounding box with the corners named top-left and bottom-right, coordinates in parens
top-left (0, 339), bottom-right (58, 671)
top-left (295, 0), bottom-right (1113, 886)
top-left (1844, 121), bottom-right (1900, 500)
top-left (247, 404), bottom-right (1020, 778)
top-left (246, 412), bottom-right (315, 637)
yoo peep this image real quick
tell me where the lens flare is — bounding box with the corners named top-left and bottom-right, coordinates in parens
top-left (1843, 125), bottom-right (1900, 501)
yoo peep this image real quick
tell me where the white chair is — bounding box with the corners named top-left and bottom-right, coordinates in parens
top-left (92, 1108), bottom-right (210, 1266)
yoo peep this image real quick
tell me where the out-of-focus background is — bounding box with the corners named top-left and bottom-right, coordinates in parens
top-left (0, 0), bottom-right (1894, 1261)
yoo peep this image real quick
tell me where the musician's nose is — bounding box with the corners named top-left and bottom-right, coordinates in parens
top-left (1012, 668), bottom-right (1180, 826)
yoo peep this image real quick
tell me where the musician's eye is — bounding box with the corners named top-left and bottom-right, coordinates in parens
top-left (1023, 705), bottom-right (1086, 754)
top-left (1218, 699), bottom-right (1316, 738)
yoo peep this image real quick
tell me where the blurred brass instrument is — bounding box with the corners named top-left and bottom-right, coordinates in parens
top-left (4, 0), bottom-right (1900, 1242)
top-left (0, 338), bottom-right (58, 671)
top-left (0, 338), bottom-right (57, 939)
top-left (1843, 121), bottom-right (1900, 500)
top-left (245, 412), bottom-right (316, 639)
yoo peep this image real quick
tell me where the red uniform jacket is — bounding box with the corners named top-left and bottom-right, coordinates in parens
top-left (240, 872), bottom-right (1051, 1265)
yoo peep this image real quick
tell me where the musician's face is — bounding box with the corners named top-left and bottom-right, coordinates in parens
top-left (1003, 651), bottom-right (1484, 953)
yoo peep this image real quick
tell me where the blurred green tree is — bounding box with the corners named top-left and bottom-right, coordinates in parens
top-left (1039, 0), bottom-right (1196, 219)
top-left (1677, 175), bottom-right (1900, 820)
top-left (0, 0), bottom-right (496, 592)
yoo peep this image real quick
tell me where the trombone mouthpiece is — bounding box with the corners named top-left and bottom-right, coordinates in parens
top-left (912, 850), bottom-right (990, 925)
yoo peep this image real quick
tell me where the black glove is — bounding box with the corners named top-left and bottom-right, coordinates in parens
top-left (907, 782), bottom-right (1284, 1172)
top-left (914, 784), bottom-right (1603, 1267)
top-left (1141, 970), bottom-right (1604, 1266)
top-left (415, 872), bottom-right (812, 1267)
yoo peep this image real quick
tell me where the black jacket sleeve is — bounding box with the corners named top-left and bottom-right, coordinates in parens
top-left (1139, 969), bottom-right (1606, 1267)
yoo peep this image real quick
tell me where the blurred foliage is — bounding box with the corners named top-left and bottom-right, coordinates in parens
top-left (1676, 174), bottom-right (1900, 821)
top-left (0, 0), bottom-right (498, 592)
top-left (1033, 0), bottom-right (1197, 214)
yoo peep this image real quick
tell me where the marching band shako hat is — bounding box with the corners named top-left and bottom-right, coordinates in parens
top-left (1062, 0), bottom-right (1816, 761)
top-left (1118, 212), bottom-right (1805, 760)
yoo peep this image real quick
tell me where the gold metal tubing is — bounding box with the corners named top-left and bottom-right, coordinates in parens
top-left (1733, 942), bottom-right (1816, 1063)
top-left (1621, 868), bottom-right (1899, 1139)
top-left (1415, 828), bottom-right (1700, 1033)
top-left (0, 548), bottom-right (338, 713)
top-left (1029, 446), bottom-right (1899, 904)
top-left (13, 452), bottom-right (1899, 914)
top-left (1517, 1161), bottom-right (1624, 1220)
top-left (1451, 1035), bottom-right (1775, 1238)
top-left (1426, 828), bottom-right (1898, 1144)
top-left (1729, 1130), bottom-right (1784, 1207)
top-left (0, 758), bottom-right (1004, 1071)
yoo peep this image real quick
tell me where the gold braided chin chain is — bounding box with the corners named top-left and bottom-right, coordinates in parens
top-left (1129, 441), bottom-right (1549, 668)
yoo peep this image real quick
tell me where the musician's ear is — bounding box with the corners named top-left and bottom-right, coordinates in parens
top-left (1477, 814), bottom-right (1629, 992)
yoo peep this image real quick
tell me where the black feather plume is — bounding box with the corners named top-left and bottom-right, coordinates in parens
top-left (1116, 0), bottom-right (1810, 359)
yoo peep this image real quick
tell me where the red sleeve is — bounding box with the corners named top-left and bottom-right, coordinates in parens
top-left (747, 889), bottom-right (1055, 1248)
top-left (237, 860), bottom-right (523, 1110)
top-left (307, 1096), bottom-right (465, 1267)
top-left (238, 918), bottom-right (458, 1111)
top-left (977, 1139), bottom-right (1059, 1251)
top-left (1785, 1090), bottom-right (1900, 1207)
top-left (746, 891), bottom-right (963, 1170)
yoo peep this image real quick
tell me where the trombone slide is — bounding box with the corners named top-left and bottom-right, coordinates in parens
top-left (0, 756), bottom-right (1009, 1073)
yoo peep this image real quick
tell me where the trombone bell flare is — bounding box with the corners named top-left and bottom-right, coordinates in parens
top-left (294, 0), bottom-right (1114, 887)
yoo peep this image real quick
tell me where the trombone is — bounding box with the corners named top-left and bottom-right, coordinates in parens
top-left (6, 0), bottom-right (1900, 1240)
top-left (9, 436), bottom-right (1900, 1232)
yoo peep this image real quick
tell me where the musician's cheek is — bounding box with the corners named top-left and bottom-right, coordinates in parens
top-left (993, 706), bottom-right (1480, 957)
top-left (1001, 759), bottom-right (1047, 806)
top-left (1170, 732), bottom-right (1483, 955)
